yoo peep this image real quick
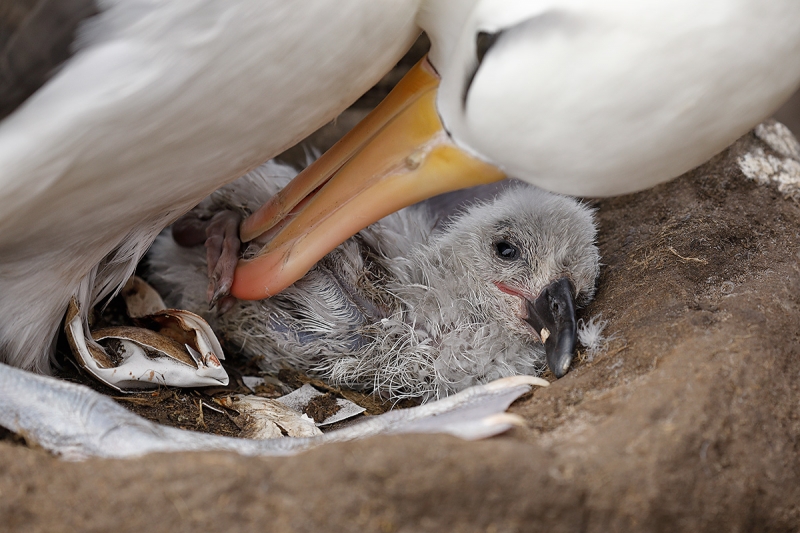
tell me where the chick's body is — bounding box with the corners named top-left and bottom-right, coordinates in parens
top-left (148, 161), bottom-right (599, 401)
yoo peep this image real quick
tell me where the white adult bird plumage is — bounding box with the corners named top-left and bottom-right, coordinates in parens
top-left (0, 0), bottom-right (419, 373)
top-left (431, 0), bottom-right (800, 195)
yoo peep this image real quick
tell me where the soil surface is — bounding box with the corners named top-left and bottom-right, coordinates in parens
top-left (3, 38), bottom-right (800, 531)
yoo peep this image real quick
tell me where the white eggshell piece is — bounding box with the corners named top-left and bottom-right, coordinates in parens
top-left (65, 299), bottom-right (229, 390)
top-left (217, 395), bottom-right (322, 439)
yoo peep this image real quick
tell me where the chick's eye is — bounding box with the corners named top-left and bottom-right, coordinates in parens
top-left (494, 240), bottom-right (520, 260)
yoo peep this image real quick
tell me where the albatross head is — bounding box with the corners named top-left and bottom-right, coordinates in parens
top-left (420, 185), bottom-right (599, 378)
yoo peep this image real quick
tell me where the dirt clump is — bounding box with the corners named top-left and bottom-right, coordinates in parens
top-left (303, 393), bottom-right (342, 424)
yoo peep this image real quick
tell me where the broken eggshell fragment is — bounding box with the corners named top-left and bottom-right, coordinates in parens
top-left (66, 295), bottom-right (229, 391)
top-left (133, 309), bottom-right (226, 364)
top-left (276, 383), bottom-right (366, 427)
top-left (120, 276), bottom-right (227, 369)
top-left (216, 395), bottom-right (323, 439)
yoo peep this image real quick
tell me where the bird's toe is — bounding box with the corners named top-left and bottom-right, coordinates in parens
top-left (204, 210), bottom-right (242, 309)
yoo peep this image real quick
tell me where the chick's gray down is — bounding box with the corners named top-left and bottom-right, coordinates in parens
top-left (147, 161), bottom-right (599, 401)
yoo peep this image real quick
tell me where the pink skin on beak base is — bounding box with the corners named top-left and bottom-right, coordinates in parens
top-left (230, 57), bottom-right (506, 300)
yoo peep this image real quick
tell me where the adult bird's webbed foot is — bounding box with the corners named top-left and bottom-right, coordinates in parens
top-left (173, 210), bottom-right (241, 312)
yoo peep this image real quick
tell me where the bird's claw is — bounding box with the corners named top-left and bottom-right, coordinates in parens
top-left (204, 210), bottom-right (242, 311)
top-left (173, 209), bottom-right (242, 312)
top-left (213, 295), bottom-right (238, 315)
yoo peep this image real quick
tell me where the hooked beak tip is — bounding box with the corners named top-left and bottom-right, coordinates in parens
top-left (523, 278), bottom-right (578, 379)
top-left (549, 352), bottom-right (573, 379)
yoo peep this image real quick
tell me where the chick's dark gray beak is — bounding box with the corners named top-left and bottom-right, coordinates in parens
top-left (524, 278), bottom-right (577, 378)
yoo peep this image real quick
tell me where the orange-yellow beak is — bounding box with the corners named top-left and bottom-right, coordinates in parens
top-left (231, 57), bottom-right (506, 300)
